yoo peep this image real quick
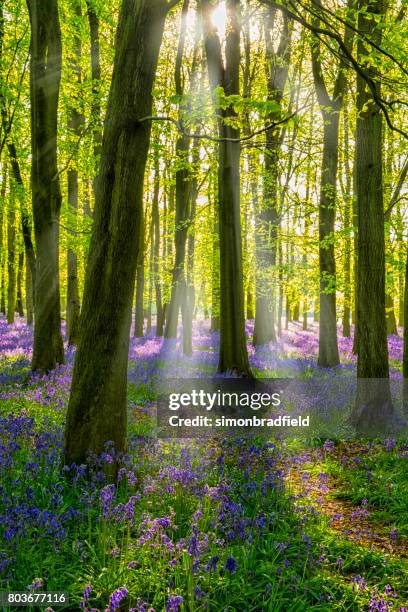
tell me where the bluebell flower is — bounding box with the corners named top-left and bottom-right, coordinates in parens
top-left (225, 555), bottom-right (238, 574)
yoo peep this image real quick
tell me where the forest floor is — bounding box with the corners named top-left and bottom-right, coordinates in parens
top-left (0, 316), bottom-right (407, 611)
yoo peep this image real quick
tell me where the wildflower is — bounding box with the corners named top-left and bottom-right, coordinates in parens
top-left (80, 585), bottom-right (92, 609)
top-left (100, 484), bottom-right (115, 518)
top-left (225, 555), bottom-right (238, 574)
top-left (108, 587), bottom-right (128, 612)
top-left (194, 586), bottom-right (206, 599)
top-left (27, 578), bottom-right (44, 590)
top-left (206, 555), bottom-right (219, 572)
top-left (323, 440), bottom-right (335, 452)
top-left (351, 575), bottom-right (367, 592)
top-left (166, 594), bottom-right (183, 612)
top-left (390, 528), bottom-right (398, 541)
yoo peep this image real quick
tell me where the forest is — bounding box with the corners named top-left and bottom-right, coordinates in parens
top-left (0, 0), bottom-right (407, 609)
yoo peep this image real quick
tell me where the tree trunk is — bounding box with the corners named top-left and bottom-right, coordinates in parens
top-left (353, 0), bottom-right (391, 433)
top-left (277, 238), bottom-right (283, 335)
top-left (0, 161), bottom-right (6, 315)
top-left (164, 0), bottom-right (192, 340)
top-left (355, 2), bottom-right (389, 378)
top-left (210, 181), bottom-right (220, 332)
top-left (254, 9), bottom-right (290, 347)
top-left (311, 0), bottom-right (354, 366)
top-left (182, 142), bottom-right (199, 356)
top-left (64, 0), bottom-right (168, 466)
top-left (386, 292), bottom-right (398, 335)
top-left (86, 0), bottom-right (102, 197)
top-left (146, 210), bottom-right (154, 333)
top-left (7, 189), bottom-right (16, 324)
top-left (152, 151), bottom-right (164, 336)
top-left (66, 0), bottom-right (83, 345)
top-left (202, 0), bottom-right (250, 375)
top-left (134, 210), bottom-right (145, 337)
top-left (317, 112), bottom-right (340, 366)
top-left (396, 205), bottom-right (404, 327)
top-left (16, 249), bottom-right (24, 317)
top-left (7, 143), bottom-right (36, 300)
top-left (26, 258), bottom-right (34, 325)
top-left (27, 0), bottom-right (64, 371)
top-left (403, 244), bottom-right (408, 410)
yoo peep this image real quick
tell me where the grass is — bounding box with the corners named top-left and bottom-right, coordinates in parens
top-left (0, 351), bottom-right (407, 610)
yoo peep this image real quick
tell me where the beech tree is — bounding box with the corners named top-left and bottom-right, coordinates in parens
top-left (202, 0), bottom-right (251, 375)
top-left (64, 0), bottom-right (177, 465)
top-left (310, 0), bottom-right (353, 367)
top-left (27, 0), bottom-right (64, 372)
top-left (253, 6), bottom-right (291, 346)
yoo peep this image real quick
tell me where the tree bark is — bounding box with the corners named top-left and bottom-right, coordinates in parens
top-left (0, 160), bottom-right (6, 315)
top-left (6, 188), bottom-right (15, 324)
top-left (86, 0), bottom-right (102, 197)
top-left (152, 151), bottom-right (164, 336)
top-left (353, 0), bottom-right (391, 434)
top-left (342, 112), bottom-right (352, 338)
top-left (355, 0), bottom-right (389, 378)
top-left (210, 193), bottom-right (220, 332)
top-left (311, 0), bottom-right (355, 366)
top-left (165, 0), bottom-right (191, 339)
top-left (146, 209), bottom-right (154, 333)
top-left (316, 110), bottom-right (341, 366)
top-left (27, 0), bottom-right (64, 372)
top-left (7, 143), bottom-right (36, 311)
top-left (66, 0), bottom-right (84, 346)
top-left (202, 0), bottom-right (250, 375)
top-left (403, 244), bottom-right (408, 410)
top-left (253, 9), bottom-right (290, 346)
top-left (182, 142), bottom-right (199, 355)
top-left (134, 209), bottom-right (145, 337)
top-left (16, 249), bottom-right (24, 317)
top-left (26, 258), bottom-right (34, 325)
top-left (64, 0), bottom-right (169, 466)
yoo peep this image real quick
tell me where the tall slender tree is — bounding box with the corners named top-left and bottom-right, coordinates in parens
top-left (353, 0), bottom-right (392, 433)
top-left (27, 0), bottom-right (64, 372)
top-left (64, 0), bottom-right (176, 465)
top-left (165, 0), bottom-right (192, 339)
top-left (202, 0), bottom-right (250, 375)
top-left (253, 7), bottom-right (291, 346)
top-left (310, 0), bottom-right (354, 367)
top-left (66, 0), bottom-right (84, 346)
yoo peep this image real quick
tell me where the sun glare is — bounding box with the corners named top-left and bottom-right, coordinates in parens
top-left (211, 2), bottom-right (227, 34)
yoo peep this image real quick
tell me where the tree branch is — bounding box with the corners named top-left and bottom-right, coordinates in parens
top-left (137, 111), bottom-right (298, 143)
top-left (384, 156), bottom-right (408, 220)
top-left (257, 0), bottom-right (408, 139)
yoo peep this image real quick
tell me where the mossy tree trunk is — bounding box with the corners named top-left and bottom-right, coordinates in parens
top-left (66, 0), bottom-right (84, 346)
top-left (64, 0), bottom-right (169, 466)
top-left (27, 0), bottom-right (64, 372)
top-left (355, 0), bottom-right (389, 379)
top-left (86, 0), bottom-right (102, 199)
top-left (353, 0), bottom-right (392, 434)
